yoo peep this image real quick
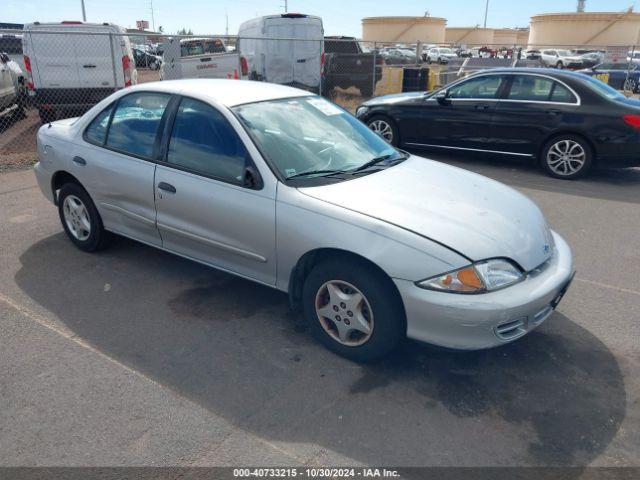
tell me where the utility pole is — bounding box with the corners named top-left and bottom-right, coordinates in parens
top-left (483, 0), bottom-right (489, 28)
top-left (150, 0), bottom-right (156, 31)
top-left (81, 0), bottom-right (86, 21)
top-left (225, 10), bottom-right (229, 36)
top-left (284, 0), bottom-right (288, 13)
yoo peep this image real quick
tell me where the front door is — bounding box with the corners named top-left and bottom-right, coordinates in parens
top-left (402, 74), bottom-right (507, 151)
top-left (154, 96), bottom-right (277, 285)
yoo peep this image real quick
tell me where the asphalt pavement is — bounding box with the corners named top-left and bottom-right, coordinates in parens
top-left (0, 152), bottom-right (639, 468)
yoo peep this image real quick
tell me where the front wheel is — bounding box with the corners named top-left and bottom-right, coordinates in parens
top-left (366, 114), bottom-right (399, 146)
top-left (556, 61), bottom-right (564, 69)
top-left (58, 183), bottom-right (112, 251)
top-left (624, 77), bottom-right (637, 92)
top-left (302, 259), bottom-right (405, 362)
top-left (541, 135), bottom-right (592, 179)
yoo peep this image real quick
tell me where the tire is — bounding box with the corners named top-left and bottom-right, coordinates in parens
top-left (540, 134), bottom-right (593, 180)
top-left (437, 57), bottom-right (442, 64)
top-left (366, 114), bottom-right (399, 146)
top-left (427, 57), bottom-right (432, 64)
top-left (301, 258), bottom-right (405, 362)
top-left (624, 78), bottom-right (637, 92)
top-left (38, 107), bottom-right (55, 124)
top-left (57, 183), bottom-right (112, 252)
top-left (556, 61), bottom-right (564, 69)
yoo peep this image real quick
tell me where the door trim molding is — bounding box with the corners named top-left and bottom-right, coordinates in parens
top-left (157, 222), bottom-right (268, 263)
top-left (404, 143), bottom-right (534, 157)
top-left (100, 202), bottom-right (156, 226)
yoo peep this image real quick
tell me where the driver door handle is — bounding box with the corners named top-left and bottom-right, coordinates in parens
top-left (158, 182), bottom-right (176, 193)
top-left (475, 104), bottom-right (491, 110)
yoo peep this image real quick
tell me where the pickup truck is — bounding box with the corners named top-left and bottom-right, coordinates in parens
top-left (160, 37), bottom-right (243, 81)
top-left (323, 36), bottom-right (382, 98)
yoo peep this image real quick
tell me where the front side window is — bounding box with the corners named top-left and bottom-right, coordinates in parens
top-left (106, 92), bottom-right (170, 158)
top-left (233, 96), bottom-right (399, 180)
top-left (448, 75), bottom-right (505, 99)
top-left (167, 97), bottom-right (248, 184)
top-left (85, 104), bottom-right (113, 145)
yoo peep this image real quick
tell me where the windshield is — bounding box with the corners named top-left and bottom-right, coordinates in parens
top-left (233, 97), bottom-right (401, 180)
top-left (557, 50), bottom-right (572, 56)
top-left (439, 48), bottom-right (453, 54)
top-left (581, 75), bottom-right (626, 100)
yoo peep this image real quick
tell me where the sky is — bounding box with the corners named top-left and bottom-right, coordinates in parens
top-left (3, 0), bottom-right (640, 36)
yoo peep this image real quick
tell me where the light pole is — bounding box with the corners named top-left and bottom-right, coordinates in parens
top-left (81, 0), bottom-right (86, 21)
top-left (483, 0), bottom-right (489, 28)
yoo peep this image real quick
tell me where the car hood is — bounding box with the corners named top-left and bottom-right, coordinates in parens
top-left (361, 91), bottom-right (425, 106)
top-left (299, 156), bottom-right (553, 272)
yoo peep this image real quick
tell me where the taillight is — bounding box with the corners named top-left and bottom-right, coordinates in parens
top-left (623, 114), bottom-right (640, 129)
top-left (23, 55), bottom-right (34, 90)
top-left (240, 56), bottom-right (248, 76)
top-left (122, 55), bottom-right (132, 87)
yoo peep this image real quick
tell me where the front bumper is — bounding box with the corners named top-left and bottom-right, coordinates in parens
top-left (395, 231), bottom-right (574, 350)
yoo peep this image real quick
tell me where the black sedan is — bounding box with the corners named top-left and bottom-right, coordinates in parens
top-left (356, 68), bottom-right (640, 179)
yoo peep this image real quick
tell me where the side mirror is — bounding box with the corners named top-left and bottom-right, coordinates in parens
top-left (243, 165), bottom-right (263, 190)
top-left (435, 90), bottom-right (450, 105)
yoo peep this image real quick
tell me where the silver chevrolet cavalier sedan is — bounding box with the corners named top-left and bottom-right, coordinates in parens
top-left (33, 79), bottom-right (574, 361)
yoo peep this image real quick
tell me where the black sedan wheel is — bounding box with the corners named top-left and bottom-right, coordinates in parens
top-left (367, 115), bottom-right (399, 146)
top-left (541, 135), bottom-right (592, 179)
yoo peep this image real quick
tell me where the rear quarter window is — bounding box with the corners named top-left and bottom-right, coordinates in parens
top-left (84, 104), bottom-right (114, 145)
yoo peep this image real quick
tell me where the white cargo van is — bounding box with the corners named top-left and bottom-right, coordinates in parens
top-left (237, 13), bottom-right (324, 92)
top-left (160, 37), bottom-right (241, 80)
top-left (22, 21), bottom-right (137, 123)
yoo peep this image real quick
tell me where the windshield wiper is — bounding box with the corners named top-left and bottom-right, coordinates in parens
top-left (286, 169), bottom-right (348, 180)
top-left (351, 153), bottom-right (408, 173)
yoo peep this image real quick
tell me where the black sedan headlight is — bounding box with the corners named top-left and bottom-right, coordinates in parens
top-left (355, 106), bottom-right (369, 118)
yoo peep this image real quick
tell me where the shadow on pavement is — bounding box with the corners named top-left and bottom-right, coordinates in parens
top-left (409, 147), bottom-right (640, 205)
top-left (15, 233), bottom-right (627, 467)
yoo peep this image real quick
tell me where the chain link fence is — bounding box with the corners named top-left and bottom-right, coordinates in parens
top-left (1, 27), bottom-right (639, 171)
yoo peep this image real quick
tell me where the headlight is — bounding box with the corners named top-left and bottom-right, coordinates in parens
top-left (417, 259), bottom-right (523, 293)
top-left (355, 106), bottom-right (369, 118)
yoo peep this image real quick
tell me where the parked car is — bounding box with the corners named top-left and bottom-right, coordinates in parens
top-left (425, 47), bottom-right (457, 64)
top-left (0, 52), bottom-right (25, 121)
top-left (579, 51), bottom-right (605, 68)
top-left (160, 37), bottom-right (239, 81)
top-left (238, 13), bottom-right (324, 92)
top-left (32, 79), bottom-right (574, 361)
top-left (23, 21), bottom-right (137, 124)
top-left (578, 62), bottom-right (640, 92)
top-left (133, 48), bottom-right (162, 70)
top-left (356, 68), bottom-right (640, 179)
top-left (0, 34), bottom-right (26, 73)
top-left (525, 49), bottom-right (542, 60)
top-left (381, 48), bottom-right (416, 65)
top-left (627, 51), bottom-right (640, 65)
top-left (322, 36), bottom-right (382, 97)
top-left (540, 49), bottom-right (583, 69)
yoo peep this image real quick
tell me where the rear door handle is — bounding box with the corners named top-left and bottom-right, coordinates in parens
top-left (72, 156), bottom-right (86, 166)
top-left (547, 109), bottom-right (561, 116)
top-left (475, 104), bottom-right (491, 110)
top-left (157, 182), bottom-right (176, 193)
top-left (82, 64), bottom-right (96, 68)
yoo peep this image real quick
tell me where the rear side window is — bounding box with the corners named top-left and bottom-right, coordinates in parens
top-left (106, 92), bottom-right (170, 158)
top-left (84, 104), bottom-right (113, 145)
top-left (550, 82), bottom-right (577, 103)
top-left (507, 76), bottom-right (553, 101)
top-left (167, 97), bottom-right (248, 184)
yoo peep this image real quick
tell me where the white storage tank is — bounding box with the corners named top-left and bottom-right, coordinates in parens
top-left (445, 27), bottom-right (494, 46)
top-left (362, 16), bottom-right (446, 43)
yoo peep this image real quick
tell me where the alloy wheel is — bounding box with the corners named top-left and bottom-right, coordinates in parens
top-left (63, 195), bottom-right (91, 241)
top-left (369, 119), bottom-right (394, 143)
top-left (546, 139), bottom-right (586, 176)
top-left (314, 280), bottom-right (374, 346)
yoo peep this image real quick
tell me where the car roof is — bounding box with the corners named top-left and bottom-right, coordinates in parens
top-left (126, 79), bottom-right (313, 107)
top-left (470, 67), bottom-right (585, 81)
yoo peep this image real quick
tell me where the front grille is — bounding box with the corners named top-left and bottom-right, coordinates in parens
top-left (495, 317), bottom-right (527, 341)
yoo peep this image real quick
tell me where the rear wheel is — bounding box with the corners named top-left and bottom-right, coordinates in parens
top-left (302, 259), bottom-right (405, 361)
top-left (367, 114), bottom-right (399, 146)
top-left (359, 82), bottom-right (374, 98)
top-left (58, 183), bottom-right (112, 252)
top-left (556, 61), bottom-right (564, 69)
top-left (624, 77), bottom-right (638, 93)
top-left (541, 135), bottom-right (592, 179)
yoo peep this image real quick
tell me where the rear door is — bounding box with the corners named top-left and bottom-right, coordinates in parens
top-left (490, 74), bottom-right (579, 155)
top-left (28, 29), bottom-right (81, 89)
top-left (73, 26), bottom-right (117, 89)
top-left (75, 91), bottom-right (171, 246)
top-left (293, 20), bottom-right (323, 89)
top-left (264, 20), bottom-right (295, 84)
